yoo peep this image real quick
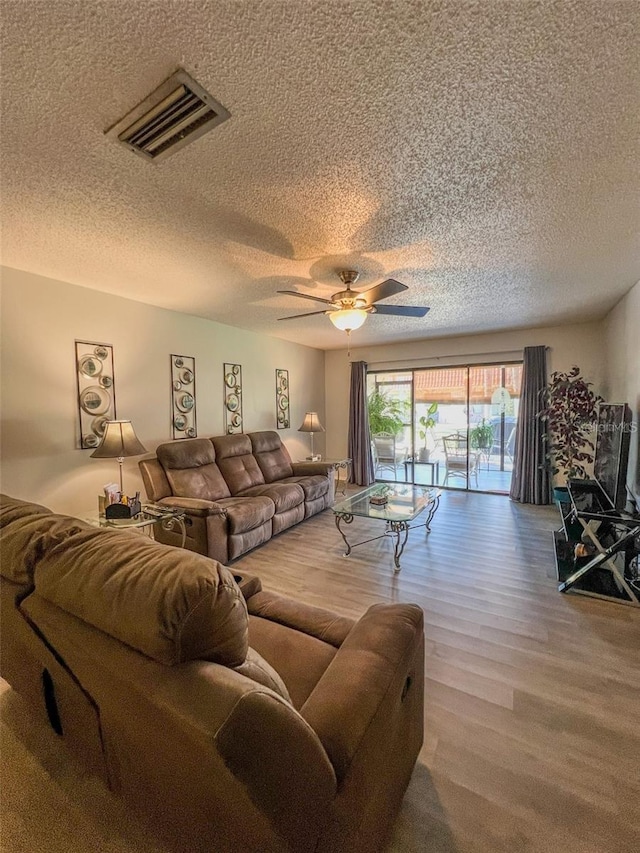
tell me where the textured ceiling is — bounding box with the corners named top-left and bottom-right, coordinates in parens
top-left (1, 0), bottom-right (638, 350)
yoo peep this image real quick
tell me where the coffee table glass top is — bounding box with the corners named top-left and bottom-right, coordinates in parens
top-left (333, 484), bottom-right (440, 522)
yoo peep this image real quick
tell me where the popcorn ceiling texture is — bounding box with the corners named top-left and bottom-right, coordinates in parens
top-left (0, 0), bottom-right (638, 349)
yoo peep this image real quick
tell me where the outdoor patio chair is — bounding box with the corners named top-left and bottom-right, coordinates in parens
top-left (371, 432), bottom-right (408, 481)
top-left (442, 433), bottom-right (479, 486)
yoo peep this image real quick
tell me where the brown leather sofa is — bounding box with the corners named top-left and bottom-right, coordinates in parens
top-left (139, 430), bottom-right (336, 562)
top-left (0, 494), bottom-right (425, 853)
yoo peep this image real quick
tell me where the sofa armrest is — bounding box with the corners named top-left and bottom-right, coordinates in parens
top-left (300, 603), bottom-right (424, 783)
top-left (155, 496), bottom-right (228, 518)
top-left (247, 590), bottom-right (355, 648)
top-left (291, 461), bottom-right (334, 477)
top-left (230, 572), bottom-right (262, 601)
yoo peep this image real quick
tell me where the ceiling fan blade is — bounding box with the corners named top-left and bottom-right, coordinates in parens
top-left (373, 305), bottom-right (430, 317)
top-left (277, 309), bottom-right (330, 321)
top-left (277, 289), bottom-right (334, 305)
top-left (357, 278), bottom-right (408, 305)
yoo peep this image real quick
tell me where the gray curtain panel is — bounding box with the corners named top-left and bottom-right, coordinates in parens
top-left (510, 345), bottom-right (550, 504)
top-left (348, 361), bottom-right (374, 486)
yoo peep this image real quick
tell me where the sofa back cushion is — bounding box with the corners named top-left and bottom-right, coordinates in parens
top-left (157, 439), bottom-right (231, 501)
top-left (212, 435), bottom-right (265, 496)
top-left (33, 523), bottom-right (248, 667)
top-left (250, 431), bottom-right (294, 483)
top-left (0, 495), bottom-right (89, 586)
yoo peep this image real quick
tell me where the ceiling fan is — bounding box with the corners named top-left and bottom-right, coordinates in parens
top-left (277, 270), bottom-right (430, 335)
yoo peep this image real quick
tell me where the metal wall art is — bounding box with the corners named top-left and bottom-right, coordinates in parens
top-left (276, 369), bottom-right (290, 429)
top-left (75, 341), bottom-right (116, 449)
top-left (171, 355), bottom-right (197, 439)
top-left (224, 363), bottom-right (243, 434)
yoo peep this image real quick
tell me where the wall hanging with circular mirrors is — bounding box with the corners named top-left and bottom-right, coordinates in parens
top-left (224, 363), bottom-right (243, 434)
top-left (170, 354), bottom-right (197, 439)
top-left (75, 340), bottom-right (116, 449)
top-left (276, 368), bottom-right (290, 429)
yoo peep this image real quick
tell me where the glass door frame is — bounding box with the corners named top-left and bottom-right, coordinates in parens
top-left (367, 359), bottom-right (523, 495)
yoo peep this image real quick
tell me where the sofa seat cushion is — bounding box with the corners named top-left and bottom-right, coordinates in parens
top-left (217, 496), bottom-right (274, 534)
top-left (279, 475), bottom-right (329, 503)
top-left (157, 439), bottom-right (231, 501)
top-left (248, 615), bottom-right (337, 710)
top-left (32, 525), bottom-right (249, 667)
top-left (249, 431), bottom-right (295, 483)
top-left (237, 483), bottom-right (304, 514)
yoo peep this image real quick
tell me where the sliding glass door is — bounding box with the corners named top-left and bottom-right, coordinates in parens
top-left (467, 364), bottom-right (522, 492)
top-left (368, 362), bottom-right (522, 494)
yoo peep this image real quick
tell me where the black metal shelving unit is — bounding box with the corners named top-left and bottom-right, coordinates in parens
top-left (552, 480), bottom-right (640, 606)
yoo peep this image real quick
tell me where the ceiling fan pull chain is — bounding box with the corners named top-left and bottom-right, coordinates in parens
top-left (347, 328), bottom-right (352, 358)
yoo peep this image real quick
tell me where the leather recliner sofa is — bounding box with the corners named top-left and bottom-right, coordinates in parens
top-left (0, 494), bottom-right (425, 853)
top-left (139, 430), bottom-right (336, 562)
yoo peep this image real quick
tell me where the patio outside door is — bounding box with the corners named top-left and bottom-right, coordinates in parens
top-left (368, 363), bottom-right (522, 494)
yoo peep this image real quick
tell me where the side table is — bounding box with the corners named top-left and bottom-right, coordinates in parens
top-left (322, 458), bottom-right (352, 496)
top-left (86, 504), bottom-right (187, 548)
top-left (403, 459), bottom-right (440, 486)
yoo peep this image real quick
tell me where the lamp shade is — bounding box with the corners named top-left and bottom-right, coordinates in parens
top-left (329, 308), bottom-right (367, 332)
top-left (298, 412), bottom-right (325, 433)
top-left (90, 420), bottom-right (147, 458)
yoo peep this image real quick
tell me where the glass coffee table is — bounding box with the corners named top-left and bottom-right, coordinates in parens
top-left (332, 484), bottom-right (441, 572)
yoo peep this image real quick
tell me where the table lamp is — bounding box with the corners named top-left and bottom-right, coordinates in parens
top-left (90, 419), bottom-right (147, 494)
top-left (298, 412), bottom-right (325, 461)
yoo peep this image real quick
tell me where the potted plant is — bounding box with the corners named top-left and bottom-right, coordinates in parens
top-left (417, 402), bottom-right (438, 462)
top-left (539, 366), bottom-right (602, 503)
top-left (470, 418), bottom-right (493, 452)
top-left (367, 390), bottom-right (407, 437)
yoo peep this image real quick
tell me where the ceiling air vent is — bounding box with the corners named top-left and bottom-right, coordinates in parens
top-left (105, 69), bottom-right (230, 162)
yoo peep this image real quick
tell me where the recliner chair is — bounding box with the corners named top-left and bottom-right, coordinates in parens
top-left (0, 494), bottom-right (425, 853)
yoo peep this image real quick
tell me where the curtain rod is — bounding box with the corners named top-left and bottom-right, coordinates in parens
top-left (365, 345), bottom-right (550, 368)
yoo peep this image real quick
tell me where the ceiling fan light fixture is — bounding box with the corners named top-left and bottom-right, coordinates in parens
top-left (329, 308), bottom-right (368, 331)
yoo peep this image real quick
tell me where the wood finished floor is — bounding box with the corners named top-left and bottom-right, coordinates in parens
top-left (235, 489), bottom-right (640, 853)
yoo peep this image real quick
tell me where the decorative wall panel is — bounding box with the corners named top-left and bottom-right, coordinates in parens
top-left (171, 355), bottom-right (197, 439)
top-left (75, 340), bottom-right (116, 449)
top-left (224, 363), bottom-right (243, 434)
top-left (276, 369), bottom-right (290, 429)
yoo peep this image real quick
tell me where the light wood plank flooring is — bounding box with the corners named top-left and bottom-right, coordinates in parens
top-left (235, 489), bottom-right (640, 853)
top-left (1, 490), bottom-right (638, 852)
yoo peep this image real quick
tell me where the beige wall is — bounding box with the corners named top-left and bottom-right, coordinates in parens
top-left (0, 267), bottom-right (326, 517)
top-left (603, 280), bottom-right (640, 501)
top-left (324, 321), bottom-right (606, 458)
top-left (3, 262), bottom-right (634, 516)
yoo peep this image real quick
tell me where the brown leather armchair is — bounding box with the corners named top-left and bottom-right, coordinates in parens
top-left (0, 495), bottom-right (425, 853)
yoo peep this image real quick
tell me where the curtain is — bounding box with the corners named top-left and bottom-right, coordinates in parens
top-left (348, 361), bottom-right (374, 486)
top-left (510, 345), bottom-right (550, 504)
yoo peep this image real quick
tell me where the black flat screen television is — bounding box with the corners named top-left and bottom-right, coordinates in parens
top-left (593, 403), bottom-right (631, 510)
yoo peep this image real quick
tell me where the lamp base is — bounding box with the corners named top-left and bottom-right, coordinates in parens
top-left (306, 454), bottom-right (322, 462)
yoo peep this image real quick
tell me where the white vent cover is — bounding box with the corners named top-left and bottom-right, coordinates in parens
top-left (105, 69), bottom-right (230, 162)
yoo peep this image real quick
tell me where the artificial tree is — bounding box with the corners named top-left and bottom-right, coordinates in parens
top-left (539, 365), bottom-right (602, 493)
top-left (367, 390), bottom-right (407, 436)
